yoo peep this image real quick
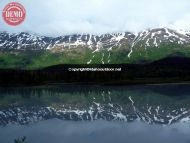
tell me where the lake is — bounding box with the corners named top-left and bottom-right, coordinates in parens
top-left (0, 84), bottom-right (190, 143)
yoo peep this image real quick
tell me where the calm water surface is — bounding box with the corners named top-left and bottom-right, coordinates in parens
top-left (0, 84), bottom-right (190, 143)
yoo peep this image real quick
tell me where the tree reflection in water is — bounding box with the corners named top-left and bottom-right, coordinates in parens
top-left (14, 136), bottom-right (27, 143)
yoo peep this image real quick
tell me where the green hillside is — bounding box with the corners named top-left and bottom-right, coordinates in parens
top-left (0, 42), bottom-right (190, 69)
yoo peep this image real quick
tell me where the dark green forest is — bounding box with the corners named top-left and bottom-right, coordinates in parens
top-left (0, 57), bottom-right (190, 86)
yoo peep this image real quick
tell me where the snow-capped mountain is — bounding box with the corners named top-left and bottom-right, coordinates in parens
top-left (132, 28), bottom-right (190, 48)
top-left (0, 28), bottom-right (190, 67)
top-left (0, 31), bottom-right (135, 51)
top-left (0, 28), bottom-right (190, 52)
top-left (0, 32), bottom-right (52, 50)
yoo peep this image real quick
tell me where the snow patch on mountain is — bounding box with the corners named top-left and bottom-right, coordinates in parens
top-left (0, 28), bottom-right (190, 61)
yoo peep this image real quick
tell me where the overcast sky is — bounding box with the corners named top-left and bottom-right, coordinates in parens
top-left (0, 0), bottom-right (190, 36)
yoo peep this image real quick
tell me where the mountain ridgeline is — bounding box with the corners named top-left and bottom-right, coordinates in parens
top-left (0, 28), bottom-right (190, 69)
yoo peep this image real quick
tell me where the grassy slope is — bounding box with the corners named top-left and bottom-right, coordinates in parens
top-left (129, 43), bottom-right (190, 63)
top-left (0, 43), bottom-right (190, 69)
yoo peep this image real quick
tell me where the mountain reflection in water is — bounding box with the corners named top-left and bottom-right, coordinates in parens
top-left (0, 84), bottom-right (190, 125)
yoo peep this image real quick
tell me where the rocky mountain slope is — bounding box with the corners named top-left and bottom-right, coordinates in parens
top-left (0, 28), bottom-right (190, 50)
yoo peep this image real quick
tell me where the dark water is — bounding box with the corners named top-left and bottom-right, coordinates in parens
top-left (0, 84), bottom-right (190, 143)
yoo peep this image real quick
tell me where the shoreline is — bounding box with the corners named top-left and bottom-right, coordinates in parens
top-left (1, 80), bottom-right (190, 88)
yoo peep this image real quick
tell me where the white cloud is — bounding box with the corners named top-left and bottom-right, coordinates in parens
top-left (171, 14), bottom-right (190, 31)
top-left (0, 0), bottom-right (190, 36)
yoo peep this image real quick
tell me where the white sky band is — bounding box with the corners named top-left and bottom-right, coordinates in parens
top-left (0, 0), bottom-right (190, 36)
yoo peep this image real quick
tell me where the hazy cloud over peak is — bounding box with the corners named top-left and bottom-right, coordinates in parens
top-left (0, 0), bottom-right (190, 36)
